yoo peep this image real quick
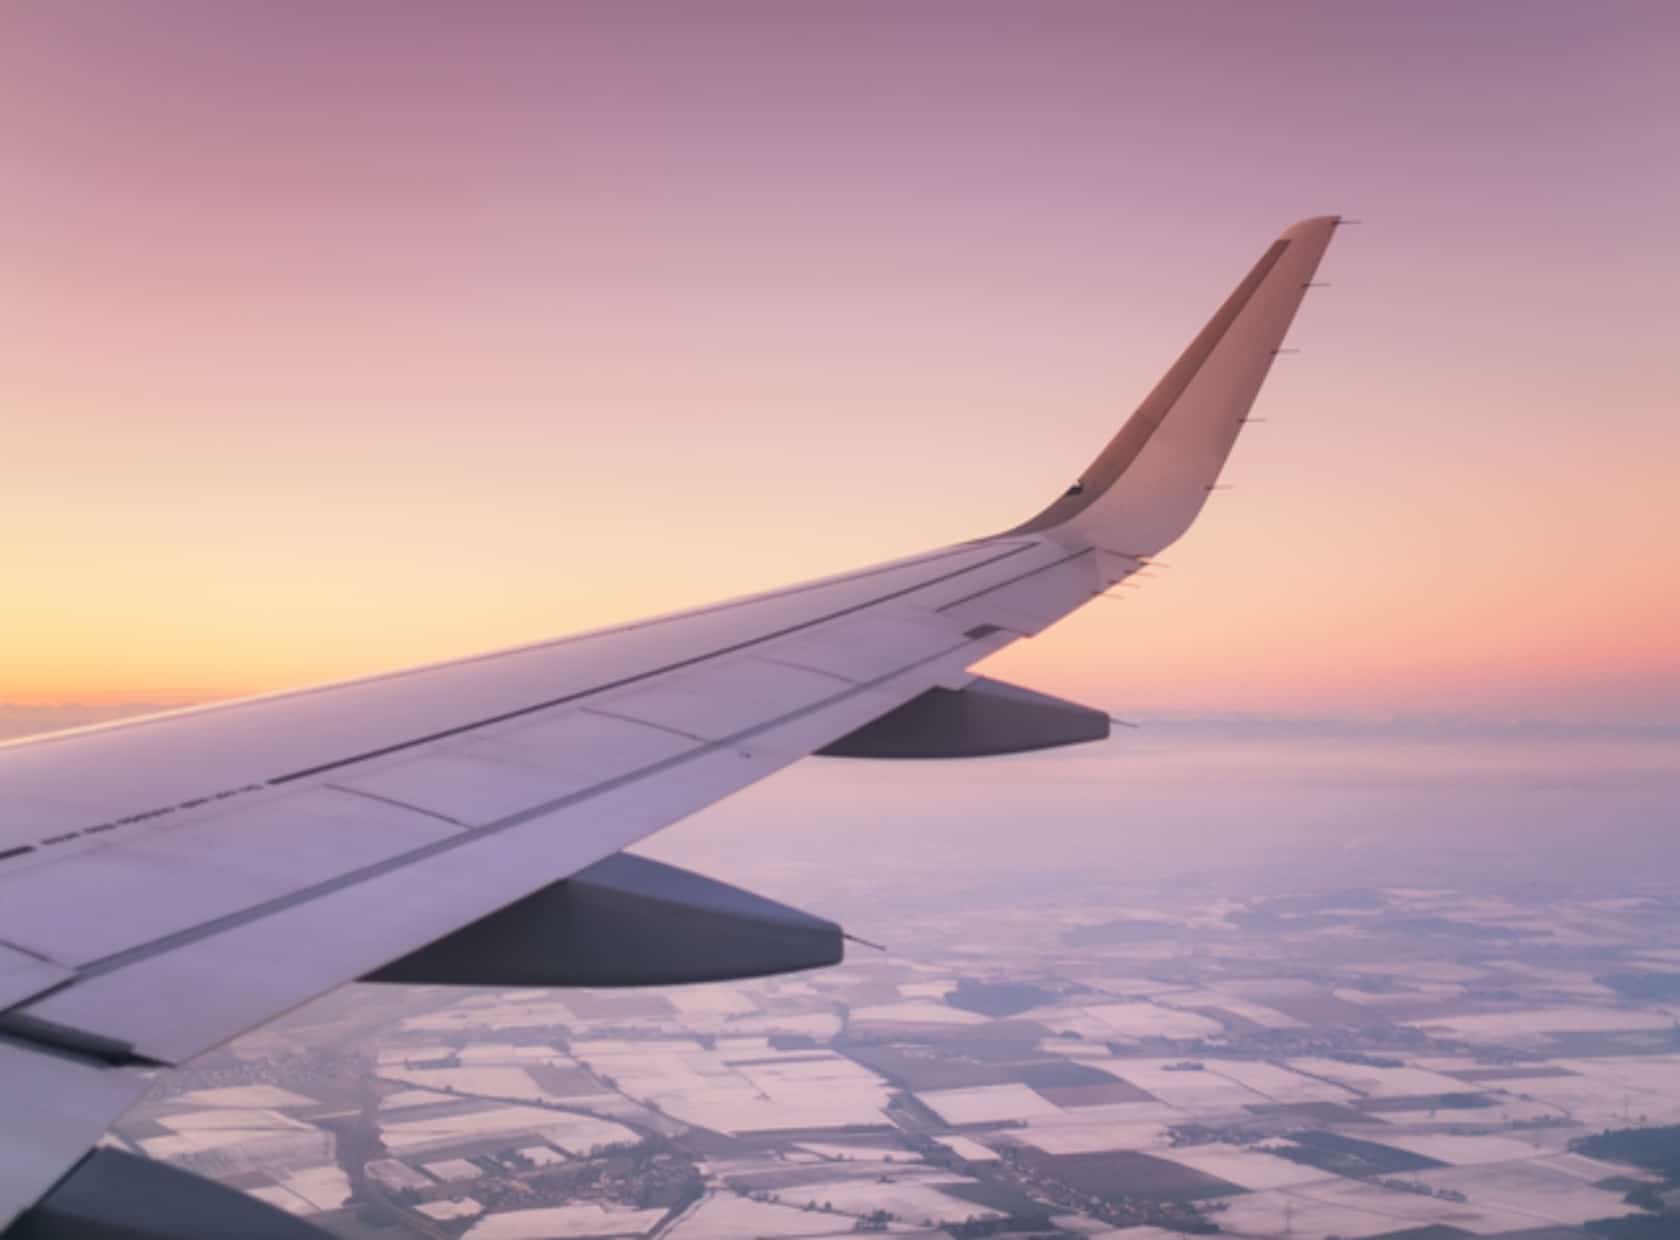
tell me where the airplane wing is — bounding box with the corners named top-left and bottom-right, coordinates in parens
top-left (0, 217), bottom-right (1340, 1236)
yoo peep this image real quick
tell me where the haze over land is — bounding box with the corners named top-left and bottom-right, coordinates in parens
top-left (97, 727), bottom-right (1680, 1239)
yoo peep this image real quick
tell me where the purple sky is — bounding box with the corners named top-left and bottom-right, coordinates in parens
top-left (3, 2), bottom-right (1677, 723)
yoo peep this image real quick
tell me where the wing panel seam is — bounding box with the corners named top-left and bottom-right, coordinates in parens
top-left (935, 547), bottom-right (1098, 613)
top-left (322, 784), bottom-right (469, 829)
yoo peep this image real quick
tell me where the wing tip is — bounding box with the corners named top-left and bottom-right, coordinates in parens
top-left (1280, 214), bottom-right (1344, 242)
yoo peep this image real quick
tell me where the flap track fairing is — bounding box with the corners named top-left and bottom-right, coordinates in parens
top-left (362, 853), bottom-right (842, 988)
top-left (817, 676), bottom-right (1109, 759)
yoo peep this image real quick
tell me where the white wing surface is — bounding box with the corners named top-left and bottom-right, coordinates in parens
top-left (0, 217), bottom-right (1340, 1232)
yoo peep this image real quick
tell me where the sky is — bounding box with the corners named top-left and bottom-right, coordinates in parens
top-left (3, 1), bottom-right (1677, 725)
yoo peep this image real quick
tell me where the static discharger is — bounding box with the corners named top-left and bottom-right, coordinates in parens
top-left (1094, 549), bottom-right (1168, 566)
top-left (844, 932), bottom-right (887, 953)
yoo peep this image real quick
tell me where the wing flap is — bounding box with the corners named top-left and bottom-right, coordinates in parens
top-left (0, 790), bottom-right (458, 967)
top-left (758, 608), bottom-right (972, 682)
top-left (334, 714), bottom-right (696, 828)
top-left (12, 748), bottom-right (805, 1063)
top-left (596, 657), bottom-right (850, 740)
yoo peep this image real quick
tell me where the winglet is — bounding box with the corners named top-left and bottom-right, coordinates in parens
top-left (1009, 216), bottom-right (1341, 554)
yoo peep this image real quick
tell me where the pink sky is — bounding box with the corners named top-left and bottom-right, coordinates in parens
top-left (3, 2), bottom-right (1677, 723)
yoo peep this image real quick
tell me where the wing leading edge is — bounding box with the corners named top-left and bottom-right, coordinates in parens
top-left (0, 217), bottom-right (1341, 1233)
